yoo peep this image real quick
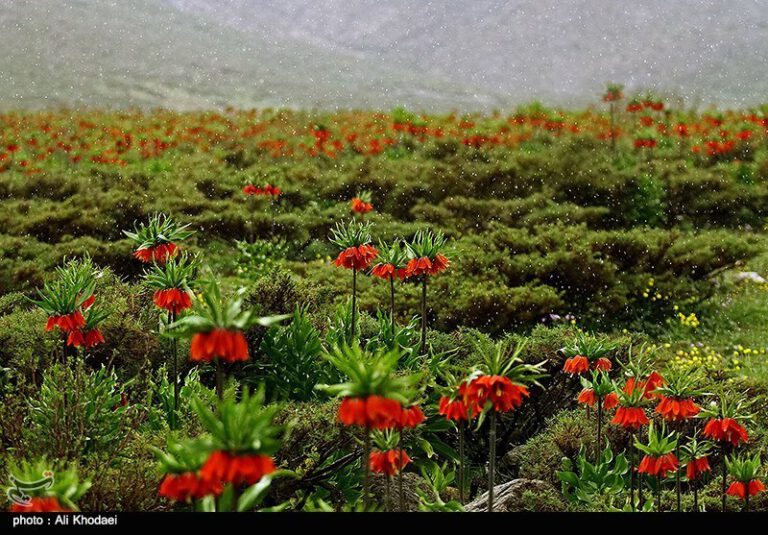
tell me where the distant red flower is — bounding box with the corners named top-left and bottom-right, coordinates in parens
top-left (703, 418), bottom-right (749, 447)
top-left (200, 451), bottom-right (276, 487)
top-left (634, 138), bottom-right (657, 149)
top-left (727, 480), bottom-right (765, 500)
top-left (404, 253), bottom-right (450, 278)
top-left (612, 406), bottom-right (649, 430)
top-left (399, 405), bottom-right (425, 429)
top-left (159, 472), bottom-right (223, 501)
top-left (369, 449), bottom-right (411, 476)
top-left (466, 375), bottom-right (529, 413)
top-left (334, 244), bottom-right (378, 270)
top-left (134, 242), bottom-right (178, 263)
top-left (9, 496), bottom-right (70, 513)
top-left (371, 263), bottom-right (407, 281)
top-left (438, 396), bottom-right (470, 422)
top-left (686, 457), bottom-right (711, 480)
top-left (637, 453), bottom-right (679, 478)
top-left (190, 328), bottom-right (249, 363)
top-left (338, 395), bottom-right (402, 429)
top-left (563, 355), bottom-right (589, 375)
top-left (45, 310), bottom-right (85, 333)
top-left (243, 184), bottom-right (281, 197)
top-left (656, 396), bottom-right (699, 421)
top-left (351, 197), bottom-right (373, 214)
top-left (153, 288), bottom-right (192, 314)
top-left (593, 357), bottom-right (612, 371)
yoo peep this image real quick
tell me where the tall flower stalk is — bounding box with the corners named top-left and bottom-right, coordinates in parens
top-left (395, 404), bottom-right (424, 510)
top-left (681, 433), bottom-right (713, 512)
top-left (635, 423), bottom-right (679, 512)
top-left (165, 279), bottom-right (287, 399)
top-left (578, 371), bottom-right (618, 457)
top-left (404, 229), bottom-right (450, 349)
top-left (725, 454), bottom-right (765, 512)
top-left (31, 257), bottom-right (99, 362)
top-left (144, 253), bottom-right (197, 423)
top-left (700, 391), bottom-right (752, 511)
top-left (612, 346), bottom-right (659, 510)
top-left (371, 240), bottom-right (408, 334)
top-left (153, 386), bottom-right (286, 511)
top-left (464, 338), bottom-right (547, 512)
top-left (330, 220), bottom-right (378, 341)
top-left (654, 367), bottom-right (704, 512)
top-left (602, 83), bottom-right (624, 153)
top-left (318, 344), bottom-right (418, 509)
top-left (437, 372), bottom-right (475, 505)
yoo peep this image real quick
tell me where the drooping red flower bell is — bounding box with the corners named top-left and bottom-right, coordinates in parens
top-left (190, 328), bottom-right (249, 363)
top-left (563, 355), bottom-right (589, 375)
top-left (686, 457), bottom-right (711, 480)
top-left (703, 418), bottom-right (749, 447)
top-left (334, 244), bottom-right (378, 270)
top-left (159, 472), bottom-right (223, 502)
top-left (200, 451), bottom-right (276, 487)
top-left (153, 288), bottom-right (192, 314)
top-left (637, 453), bottom-right (679, 478)
top-left (656, 396), bottom-right (699, 421)
top-left (338, 395), bottom-right (403, 429)
top-left (369, 449), bottom-right (411, 476)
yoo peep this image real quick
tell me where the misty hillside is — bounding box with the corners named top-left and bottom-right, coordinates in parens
top-left (1, 0), bottom-right (767, 111)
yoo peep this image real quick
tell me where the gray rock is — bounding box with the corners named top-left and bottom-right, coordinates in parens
top-left (465, 478), bottom-right (565, 512)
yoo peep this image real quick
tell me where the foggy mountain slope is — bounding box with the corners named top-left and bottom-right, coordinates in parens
top-left (0, 0), bottom-right (496, 111)
top-left (169, 0), bottom-right (768, 108)
top-left (1, 0), bottom-right (767, 111)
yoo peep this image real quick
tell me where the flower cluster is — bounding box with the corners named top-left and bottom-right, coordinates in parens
top-left (243, 183), bottom-right (281, 197)
top-left (123, 213), bottom-right (192, 264)
top-left (31, 256), bottom-right (107, 350)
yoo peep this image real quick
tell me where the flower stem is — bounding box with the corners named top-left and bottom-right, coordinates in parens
top-left (488, 411), bottom-right (496, 512)
top-left (693, 482), bottom-right (698, 512)
top-left (609, 101), bottom-right (616, 153)
top-left (656, 476), bottom-right (662, 512)
top-left (389, 275), bottom-right (396, 334)
top-left (385, 475), bottom-right (391, 512)
top-left (215, 358), bottom-right (223, 400)
top-left (630, 432), bottom-right (635, 511)
top-left (420, 276), bottom-right (427, 350)
top-left (675, 436), bottom-right (681, 512)
top-left (459, 421), bottom-right (465, 504)
top-left (596, 398), bottom-right (603, 459)
top-left (169, 310), bottom-right (179, 429)
top-left (745, 485), bottom-right (750, 512)
top-left (352, 267), bottom-right (357, 342)
top-left (363, 428), bottom-right (371, 509)
top-left (721, 442), bottom-right (728, 512)
top-left (398, 429), bottom-right (405, 512)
